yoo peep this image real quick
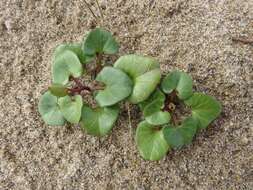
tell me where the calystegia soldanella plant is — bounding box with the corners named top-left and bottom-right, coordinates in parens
top-left (39, 28), bottom-right (221, 161)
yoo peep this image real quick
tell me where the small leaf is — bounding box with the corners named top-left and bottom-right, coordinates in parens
top-left (163, 117), bottom-right (197, 149)
top-left (38, 91), bottom-right (65, 126)
top-left (95, 67), bottom-right (133, 107)
top-left (161, 70), bottom-right (193, 100)
top-left (135, 121), bottom-right (170, 161)
top-left (52, 50), bottom-right (83, 85)
top-left (145, 111), bottom-right (171, 126)
top-left (143, 99), bottom-right (164, 117)
top-left (53, 43), bottom-right (93, 64)
top-left (58, 95), bottom-right (83, 124)
top-left (83, 28), bottom-right (119, 56)
top-left (81, 105), bottom-right (119, 136)
top-left (49, 84), bottom-right (68, 97)
top-left (184, 93), bottom-right (222, 129)
top-left (139, 89), bottom-right (165, 111)
top-left (139, 89), bottom-right (170, 125)
top-left (114, 54), bottom-right (161, 103)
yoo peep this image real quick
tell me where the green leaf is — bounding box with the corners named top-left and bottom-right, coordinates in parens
top-left (53, 43), bottom-right (92, 64)
top-left (38, 91), bottom-right (65, 126)
top-left (95, 67), bottom-right (133, 107)
top-left (143, 99), bottom-right (170, 125)
top-left (145, 111), bottom-right (171, 126)
top-left (52, 50), bottom-right (83, 85)
top-left (184, 93), bottom-right (222, 129)
top-left (58, 95), bottom-right (83, 124)
top-left (135, 121), bottom-right (170, 161)
top-left (139, 89), bottom-right (170, 125)
top-left (163, 117), bottom-right (197, 149)
top-left (139, 89), bottom-right (165, 110)
top-left (114, 54), bottom-right (161, 103)
top-left (49, 84), bottom-right (68, 97)
top-left (161, 70), bottom-right (193, 100)
top-left (83, 28), bottom-right (119, 56)
top-left (81, 105), bottom-right (119, 136)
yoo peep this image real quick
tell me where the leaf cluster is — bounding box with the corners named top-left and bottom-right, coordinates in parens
top-left (39, 28), bottom-right (222, 161)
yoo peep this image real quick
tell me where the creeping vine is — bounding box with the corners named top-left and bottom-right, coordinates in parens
top-left (38, 28), bottom-right (221, 161)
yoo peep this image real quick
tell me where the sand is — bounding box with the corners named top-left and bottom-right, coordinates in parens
top-left (0, 0), bottom-right (252, 189)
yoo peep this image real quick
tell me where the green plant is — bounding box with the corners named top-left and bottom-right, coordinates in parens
top-left (38, 28), bottom-right (222, 161)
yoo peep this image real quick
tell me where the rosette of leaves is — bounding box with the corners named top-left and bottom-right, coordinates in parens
top-left (136, 70), bottom-right (222, 160)
top-left (114, 54), bottom-right (161, 104)
top-left (38, 28), bottom-right (123, 136)
top-left (38, 27), bottom-right (223, 161)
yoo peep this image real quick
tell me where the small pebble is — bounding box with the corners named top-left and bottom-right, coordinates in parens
top-left (241, 137), bottom-right (249, 145)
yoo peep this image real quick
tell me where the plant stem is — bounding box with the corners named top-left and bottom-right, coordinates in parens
top-left (232, 37), bottom-right (253, 45)
top-left (84, 0), bottom-right (98, 22)
top-left (68, 77), bottom-right (105, 95)
top-left (68, 86), bottom-right (91, 94)
top-left (127, 103), bottom-right (133, 140)
top-left (71, 77), bottom-right (84, 87)
top-left (95, 0), bottom-right (104, 19)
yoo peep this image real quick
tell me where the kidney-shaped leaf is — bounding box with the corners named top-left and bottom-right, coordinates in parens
top-left (58, 95), bottom-right (83, 124)
top-left (83, 28), bottom-right (119, 56)
top-left (52, 50), bottom-right (83, 85)
top-left (53, 43), bottom-right (92, 64)
top-left (49, 83), bottom-right (68, 97)
top-left (38, 91), bottom-right (65, 126)
top-left (163, 117), bottom-right (197, 149)
top-left (161, 70), bottom-right (193, 100)
top-left (135, 121), bottom-right (170, 161)
top-left (95, 67), bottom-right (133, 107)
top-left (139, 89), bottom-right (170, 125)
top-left (114, 54), bottom-right (161, 104)
top-left (139, 89), bottom-right (165, 110)
top-left (184, 93), bottom-right (221, 129)
top-left (81, 105), bottom-right (119, 136)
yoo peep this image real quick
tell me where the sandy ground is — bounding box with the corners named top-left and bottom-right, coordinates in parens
top-left (0, 0), bottom-right (253, 189)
